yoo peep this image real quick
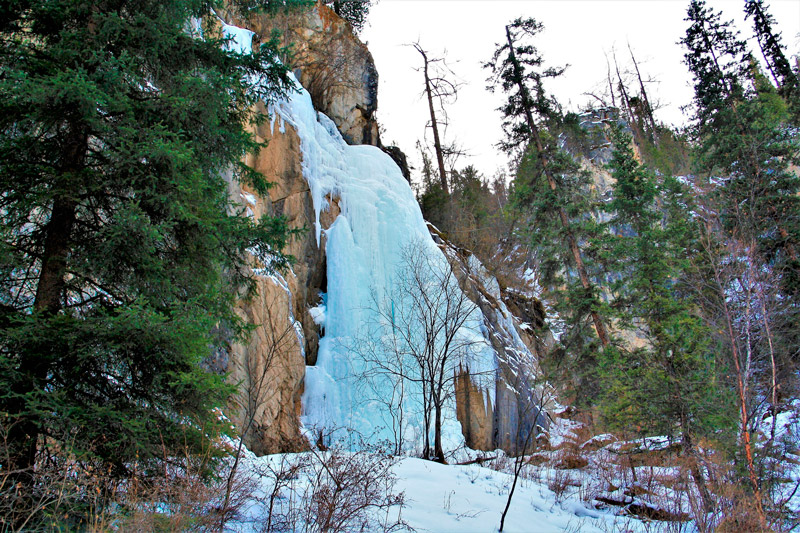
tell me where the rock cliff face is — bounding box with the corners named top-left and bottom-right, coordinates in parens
top-left (225, 103), bottom-right (313, 454)
top-left (222, 4), bottom-right (551, 455)
top-left (217, 2), bottom-right (373, 453)
top-left (430, 225), bottom-right (554, 452)
top-left (222, 2), bottom-right (379, 146)
top-left (225, 94), bottom-right (348, 454)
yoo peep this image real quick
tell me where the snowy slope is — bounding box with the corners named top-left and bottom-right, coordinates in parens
top-left (230, 448), bottom-right (648, 533)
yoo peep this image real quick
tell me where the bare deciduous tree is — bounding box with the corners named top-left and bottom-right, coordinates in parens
top-left (688, 183), bottom-right (800, 524)
top-left (413, 42), bottom-right (463, 195)
top-left (354, 241), bottom-right (487, 462)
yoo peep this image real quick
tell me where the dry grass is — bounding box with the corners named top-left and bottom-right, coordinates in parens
top-left (0, 427), bottom-right (250, 532)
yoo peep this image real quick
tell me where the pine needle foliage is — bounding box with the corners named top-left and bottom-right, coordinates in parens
top-left (0, 0), bottom-right (305, 518)
top-left (744, 0), bottom-right (800, 123)
top-left (486, 18), bottom-right (611, 403)
top-left (682, 0), bottom-right (800, 345)
top-left (324, 0), bottom-right (375, 34)
top-left (597, 127), bottom-right (731, 441)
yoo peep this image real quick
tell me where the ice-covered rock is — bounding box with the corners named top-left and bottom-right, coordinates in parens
top-left (221, 14), bottom-right (547, 457)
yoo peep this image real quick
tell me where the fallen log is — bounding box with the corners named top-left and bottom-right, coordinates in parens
top-left (457, 455), bottom-right (498, 466)
top-left (595, 495), bottom-right (690, 522)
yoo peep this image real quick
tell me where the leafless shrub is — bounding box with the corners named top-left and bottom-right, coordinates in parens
top-left (302, 448), bottom-right (407, 533)
top-left (247, 446), bottom-right (408, 533)
top-left (0, 419), bottom-right (254, 532)
top-left (547, 468), bottom-right (576, 503)
top-left (245, 453), bottom-right (313, 533)
top-left (682, 445), bottom-right (796, 533)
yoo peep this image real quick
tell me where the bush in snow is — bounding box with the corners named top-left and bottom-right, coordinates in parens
top-left (246, 447), bottom-right (407, 533)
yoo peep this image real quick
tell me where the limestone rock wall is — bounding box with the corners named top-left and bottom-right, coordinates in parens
top-left (227, 274), bottom-right (308, 454)
top-left (225, 110), bottom-right (309, 453)
top-left (222, 1), bottom-right (379, 145)
top-left (214, 0), bottom-right (379, 454)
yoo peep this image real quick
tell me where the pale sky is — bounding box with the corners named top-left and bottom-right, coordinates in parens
top-left (361, 0), bottom-right (800, 183)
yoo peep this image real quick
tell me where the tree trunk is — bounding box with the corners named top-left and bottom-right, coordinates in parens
top-left (605, 54), bottom-right (616, 108)
top-left (433, 399), bottom-right (445, 464)
top-left (628, 43), bottom-right (658, 145)
top-left (710, 246), bottom-right (766, 524)
top-left (8, 127), bottom-right (84, 494)
top-left (680, 412), bottom-right (714, 516)
top-left (421, 366), bottom-right (431, 460)
top-left (504, 26), bottom-right (610, 349)
top-left (417, 45), bottom-right (449, 194)
top-left (613, 51), bottom-right (635, 129)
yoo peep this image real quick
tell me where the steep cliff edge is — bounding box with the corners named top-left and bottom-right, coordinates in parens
top-left (220, 2), bottom-right (379, 146)
top-left (221, 6), bottom-right (551, 456)
top-left (218, 5), bottom-right (380, 454)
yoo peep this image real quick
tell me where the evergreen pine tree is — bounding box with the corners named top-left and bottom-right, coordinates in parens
top-left (682, 0), bottom-right (799, 325)
top-left (598, 128), bottom-right (730, 513)
top-left (682, 0), bottom-right (799, 513)
top-left (485, 18), bottom-right (611, 402)
top-left (744, 0), bottom-right (800, 121)
top-left (325, 0), bottom-right (375, 34)
top-left (681, 0), bottom-right (750, 134)
top-left (0, 0), bottom-right (302, 513)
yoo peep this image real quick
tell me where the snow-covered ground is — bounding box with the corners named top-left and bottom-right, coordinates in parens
top-left (230, 447), bottom-right (649, 533)
top-left (226, 410), bottom-right (800, 532)
top-left (391, 457), bottom-right (640, 533)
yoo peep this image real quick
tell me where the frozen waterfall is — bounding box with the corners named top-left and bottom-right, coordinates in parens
top-left (223, 22), bottom-right (497, 455)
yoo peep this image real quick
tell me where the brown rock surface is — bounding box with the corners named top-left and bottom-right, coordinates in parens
top-left (228, 275), bottom-right (308, 455)
top-left (221, 2), bottom-right (379, 145)
top-left (209, 1), bottom-right (366, 455)
top-left (226, 101), bottom-right (339, 453)
top-left (455, 366), bottom-right (493, 451)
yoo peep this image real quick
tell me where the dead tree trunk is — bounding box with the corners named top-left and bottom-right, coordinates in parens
top-left (415, 44), bottom-right (449, 194)
top-left (613, 50), bottom-right (635, 128)
top-left (605, 53), bottom-right (617, 109)
top-left (627, 43), bottom-right (658, 145)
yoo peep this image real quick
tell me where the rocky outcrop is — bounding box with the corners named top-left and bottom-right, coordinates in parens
top-left (381, 145), bottom-right (411, 183)
top-left (223, 98), bottom-right (320, 452)
top-left (227, 274), bottom-right (308, 455)
top-left (215, 1), bottom-right (380, 454)
top-left (575, 107), bottom-right (644, 197)
top-left (430, 224), bottom-right (555, 454)
top-left (454, 366), bottom-right (494, 451)
top-left (222, 1), bottom-right (380, 146)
